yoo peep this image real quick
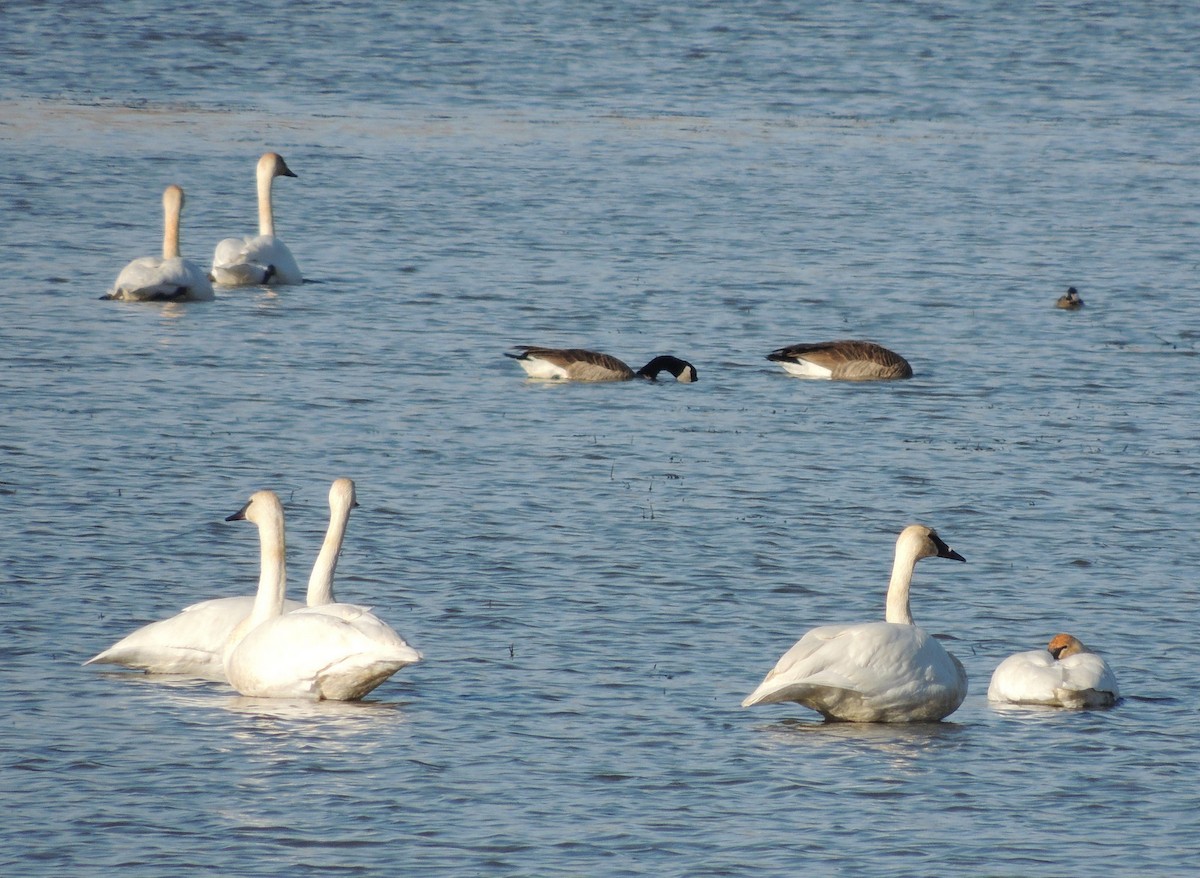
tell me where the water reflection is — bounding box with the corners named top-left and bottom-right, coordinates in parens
top-left (220, 695), bottom-right (411, 756)
top-left (89, 669), bottom-right (223, 704)
top-left (748, 715), bottom-right (969, 768)
top-left (986, 699), bottom-right (1122, 720)
top-left (221, 694), bottom-right (410, 722)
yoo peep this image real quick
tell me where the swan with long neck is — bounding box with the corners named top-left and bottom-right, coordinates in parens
top-left (741, 524), bottom-right (967, 722)
top-left (988, 633), bottom-right (1118, 708)
top-left (107, 184), bottom-right (214, 302)
top-left (211, 152), bottom-right (302, 286)
top-left (223, 489), bottom-right (421, 701)
top-left (84, 479), bottom-right (358, 679)
top-left (305, 477), bottom-right (358, 606)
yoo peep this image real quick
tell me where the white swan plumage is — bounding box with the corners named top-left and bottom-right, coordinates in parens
top-left (84, 478), bottom-right (359, 679)
top-left (211, 152), bottom-right (302, 286)
top-left (223, 489), bottom-right (421, 701)
top-left (988, 633), bottom-right (1119, 708)
top-left (741, 524), bottom-right (968, 723)
top-left (107, 184), bottom-right (214, 302)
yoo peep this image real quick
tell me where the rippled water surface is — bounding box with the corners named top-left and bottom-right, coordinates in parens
top-left (2, 3), bottom-right (1198, 876)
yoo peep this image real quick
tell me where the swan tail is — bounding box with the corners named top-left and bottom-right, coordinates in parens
top-left (1052, 686), bottom-right (1118, 709)
top-left (741, 675), bottom-right (812, 708)
top-left (313, 649), bottom-right (422, 701)
top-left (211, 261), bottom-right (272, 286)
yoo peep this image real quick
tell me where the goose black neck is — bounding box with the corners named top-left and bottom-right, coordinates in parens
top-left (636, 356), bottom-right (697, 382)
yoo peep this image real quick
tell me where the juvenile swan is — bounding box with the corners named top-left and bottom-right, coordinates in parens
top-left (988, 633), bottom-right (1118, 708)
top-left (506, 346), bottom-right (698, 383)
top-left (211, 152), bottom-right (302, 286)
top-left (223, 490), bottom-right (421, 701)
top-left (767, 340), bottom-right (912, 381)
top-left (742, 524), bottom-right (967, 722)
top-left (107, 184), bottom-right (214, 302)
top-left (1056, 286), bottom-right (1084, 310)
top-left (84, 479), bottom-right (359, 679)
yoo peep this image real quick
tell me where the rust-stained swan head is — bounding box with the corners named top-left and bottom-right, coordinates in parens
top-left (1047, 633), bottom-right (1087, 659)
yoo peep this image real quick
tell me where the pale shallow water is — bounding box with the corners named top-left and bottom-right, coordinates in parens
top-left (2, 3), bottom-right (1199, 876)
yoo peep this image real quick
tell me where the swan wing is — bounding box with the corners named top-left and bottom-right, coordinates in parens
top-left (85, 594), bottom-right (306, 679)
top-left (212, 235), bottom-right (301, 285)
top-left (1055, 653), bottom-right (1119, 707)
top-left (987, 649), bottom-right (1064, 704)
top-left (988, 650), bottom-right (1118, 707)
top-left (226, 608), bottom-right (420, 701)
top-left (86, 595), bottom-right (251, 678)
top-left (292, 603), bottom-right (422, 658)
top-left (111, 256), bottom-right (214, 302)
top-left (743, 622), bottom-right (965, 722)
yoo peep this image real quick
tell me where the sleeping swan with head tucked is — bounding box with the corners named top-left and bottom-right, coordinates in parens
top-left (988, 633), bottom-right (1118, 708)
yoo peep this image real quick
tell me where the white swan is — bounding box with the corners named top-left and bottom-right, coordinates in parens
top-left (84, 478), bottom-right (359, 679)
top-left (107, 184), bottom-right (214, 302)
top-left (988, 633), bottom-right (1119, 708)
top-left (210, 152), bottom-right (302, 286)
top-left (742, 524), bottom-right (968, 722)
top-left (223, 490), bottom-right (421, 701)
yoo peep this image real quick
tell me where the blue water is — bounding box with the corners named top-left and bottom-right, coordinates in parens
top-left (2, 3), bottom-right (1198, 875)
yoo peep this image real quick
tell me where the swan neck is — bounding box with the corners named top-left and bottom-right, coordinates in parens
top-left (884, 542), bottom-right (917, 624)
top-left (162, 189), bottom-right (182, 259)
top-left (257, 164), bottom-right (276, 237)
top-left (222, 497), bottom-right (287, 668)
top-left (248, 512), bottom-right (287, 626)
top-left (305, 504), bottom-right (349, 606)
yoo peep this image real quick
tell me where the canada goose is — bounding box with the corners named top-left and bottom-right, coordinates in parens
top-left (107, 184), bottom-right (214, 302)
top-left (988, 633), bottom-right (1118, 708)
top-left (211, 152), bottom-right (302, 286)
top-left (766, 340), bottom-right (912, 381)
top-left (222, 490), bottom-right (421, 701)
top-left (1056, 287), bottom-right (1084, 310)
top-left (742, 524), bottom-right (967, 723)
top-left (84, 479), bottom-right (359, 679)
top-left (506, 346), bottom-right (698, 382)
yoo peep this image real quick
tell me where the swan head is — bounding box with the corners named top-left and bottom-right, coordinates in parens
top-left (163, 183), bottom-right (185, 213)
top-left (896, 524), bottom-right (966, 564)
top-left (329, 477), bottom-right (359, 512)
top-left (1048, 633), bottom-right (1087, 659)
top-left (226, 489), bottom-right (284, 525)
top-left (259, 152), bottom-right (298, 180)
